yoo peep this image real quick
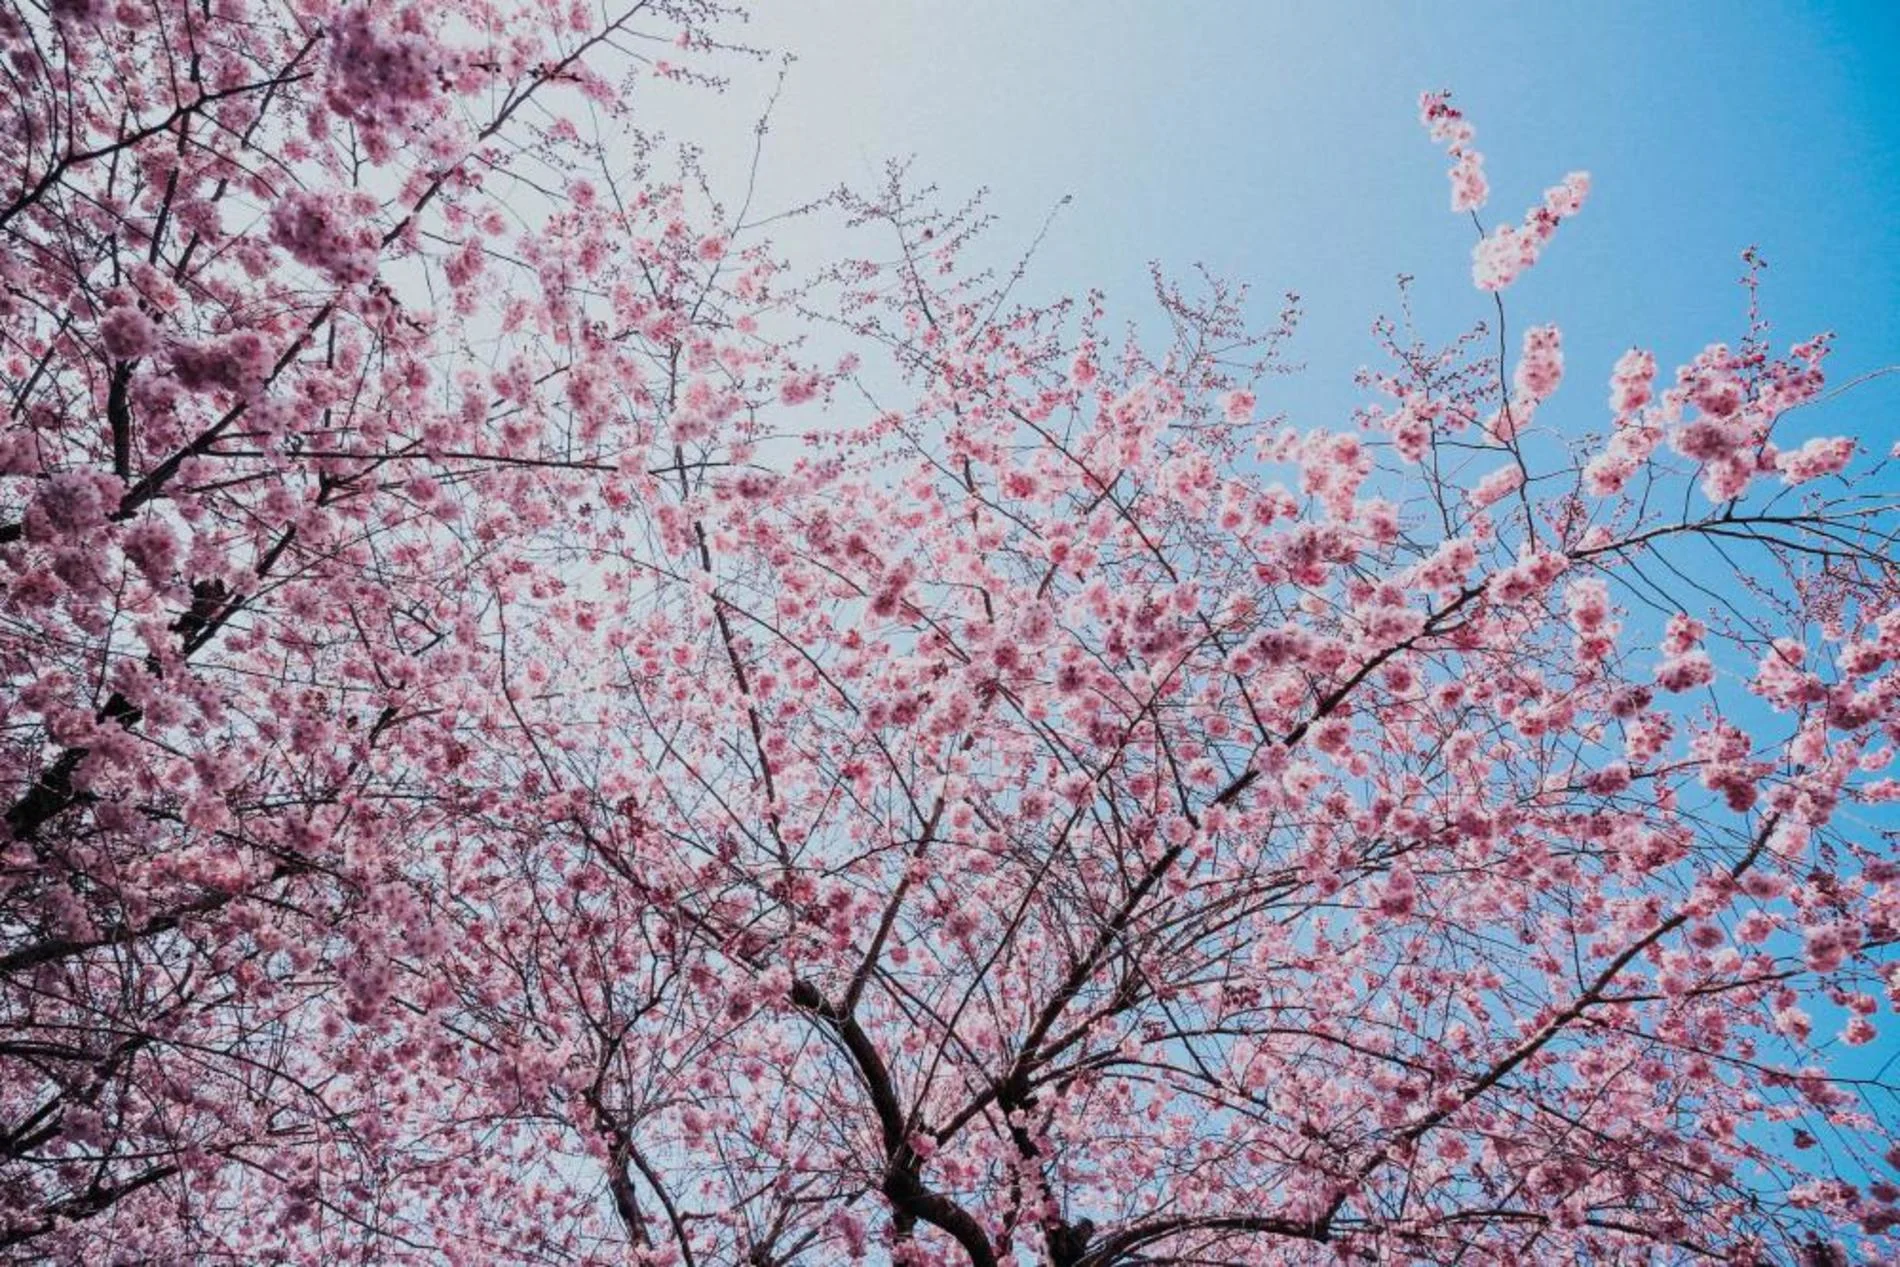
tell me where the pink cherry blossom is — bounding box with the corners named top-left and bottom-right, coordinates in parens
top-left (1419, 89), bottom-right (1490, 212)
top-left (1777, 434), bottom-right (1856, 484)
top-left (1470, 172), bottom-right (1590, 290)
top-left (0, 13), bottom-right (1895, 1267)
top-left (1513, 323), bottom-right (1564, 402)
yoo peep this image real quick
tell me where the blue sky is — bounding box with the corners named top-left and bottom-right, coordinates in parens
top-left (717, 0), bottom-right (1899, 437)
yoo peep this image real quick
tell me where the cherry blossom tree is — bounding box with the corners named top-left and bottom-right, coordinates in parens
top-left (4, 4), bottom-right (1899, 1264)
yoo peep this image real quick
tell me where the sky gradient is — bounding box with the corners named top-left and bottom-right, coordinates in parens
top-left (700, 1), bottom-right (1899, 440)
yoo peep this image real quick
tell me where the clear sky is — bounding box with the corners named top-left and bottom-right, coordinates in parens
top-left (693, 0), bottom-right (1899, 441)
